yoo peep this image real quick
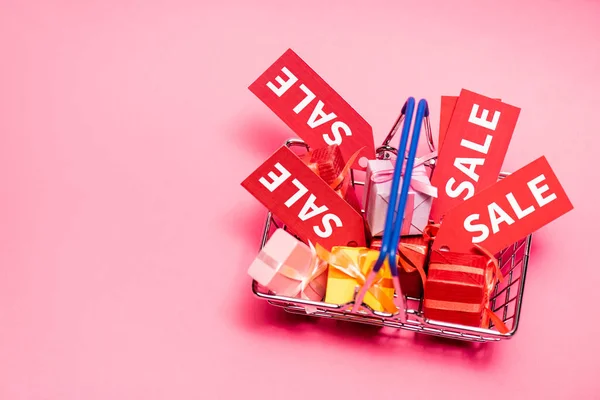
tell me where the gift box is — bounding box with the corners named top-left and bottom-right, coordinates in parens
top-left (323, 246), bottom-right (396, 312)
top-left (248, 228), bottom-right (327, 300)
top-left (423, 250), bottom-right (495, 327)
top-left (363, 159), bottom-right (434, 237)
top-left (301, 145), bottom-right (362, 212)
top-left (371, 236), bottom-right (429, 298)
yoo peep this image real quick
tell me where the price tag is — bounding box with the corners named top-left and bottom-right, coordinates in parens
top-left (438, 95), bottom-right (458, 150)
top-left (242, 146), bottom-right (366, 250)
top-left (439, 95), bottom-right (501, 150)
top-left (430, 89), bottom-right (520, 223)
top-left (433, 156), bottom-right (573, 254)
top-left (249, 49), bottom-right (375, 170)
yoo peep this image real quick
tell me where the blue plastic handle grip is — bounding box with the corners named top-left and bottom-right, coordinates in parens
top-left (387, 99), bottom-right (428, 270)
top-left (372, 97), bottom-right (415, 275)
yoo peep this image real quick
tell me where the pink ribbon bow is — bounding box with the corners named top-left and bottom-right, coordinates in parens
top-left (366, 151), bottom-right (439, 235)
top-left (370, 151), bottom-right (439, 198)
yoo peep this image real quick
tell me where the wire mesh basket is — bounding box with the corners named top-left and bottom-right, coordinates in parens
top-left (251, 138), bottom-right (531, 342)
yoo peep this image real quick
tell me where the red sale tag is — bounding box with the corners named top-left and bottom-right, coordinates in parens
top-left (439, 95), bottom-right (501, 151)
top-left (432, 156), bottom-right (573, 254)
top-left (430, 90), bottom-right (520, 223)
top-left (241, 146), bottom-right (366, 250)
top-left (249, 49), bottom-right (375, 170)
top-left (438, 96), bottom-right (458, 151)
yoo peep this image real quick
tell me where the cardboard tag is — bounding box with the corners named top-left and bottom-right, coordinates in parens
top-left (241, 146), bottom-right (366, 250)
top-left (430, 89), bottom-right (520, 223)
top-left (432, 156), bottom-right (573, 254)
top-left (249, 49), bottom-right (375, 170)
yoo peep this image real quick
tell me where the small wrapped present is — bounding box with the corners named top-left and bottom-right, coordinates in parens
top-left (371, 235), bottom-right (429, 298)
top-left (321, 246), bottom-right (397, 313)
top-left (248, 228), bottom-right (327, 300)
top-left (363, 158), bottom-right (436, 237)
top-left (301, 144), bottom-right (362, 212)
top-left (423, 250), bottom-right (508, 332)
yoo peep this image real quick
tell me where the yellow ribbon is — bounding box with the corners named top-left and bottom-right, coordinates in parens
top-left (315, 244), bottom-right (398, 313)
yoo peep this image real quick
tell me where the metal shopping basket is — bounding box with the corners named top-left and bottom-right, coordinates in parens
top-left (251, 138), bottom-right (531, 343)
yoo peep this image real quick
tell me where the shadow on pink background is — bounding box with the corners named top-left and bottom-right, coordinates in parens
top-left (1, 0), bottom-right (599, 399)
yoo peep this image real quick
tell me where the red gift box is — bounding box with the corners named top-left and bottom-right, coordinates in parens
top-left (423, 250), bottom-right (496, 328)
top-left (301, 145), bottom-right (362, 213)
top-left (370, 236), bottom-right (429, 298)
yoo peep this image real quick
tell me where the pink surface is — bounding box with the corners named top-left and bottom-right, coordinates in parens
top-left (0, 1), bottom-right (598, 399)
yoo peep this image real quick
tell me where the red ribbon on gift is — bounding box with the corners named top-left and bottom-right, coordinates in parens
top-left (371, 238), bottom-right (428, 291)
top-left (424, 249), bottom-right (509, 334)
top-left (301, 146), bottom-right (363, 194)
top-left (423, 223), bottom-right (504, 285)
top-left (476, 245), bottom-right (509, 334)
top-left (422, 223), bottom-right (509, 333)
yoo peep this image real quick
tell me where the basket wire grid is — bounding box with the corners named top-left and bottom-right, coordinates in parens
top-left (251, 138), bottom-right (531, 342)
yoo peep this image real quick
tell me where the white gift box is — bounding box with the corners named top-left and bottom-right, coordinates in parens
top-left (363, 159), bottom-right (434, 237)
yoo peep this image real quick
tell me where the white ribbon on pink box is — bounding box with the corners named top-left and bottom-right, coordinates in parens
top-left (247, 228), bottom-right (327, 302)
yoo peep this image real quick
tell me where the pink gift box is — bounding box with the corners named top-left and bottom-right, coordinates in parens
top-left (247, 228), bottom-right (327, 300)
top-left (363, 159), bottom-right (435, 237)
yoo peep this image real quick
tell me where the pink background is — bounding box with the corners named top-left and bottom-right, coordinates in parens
top-left (1, 0), bottom-right (599, 398)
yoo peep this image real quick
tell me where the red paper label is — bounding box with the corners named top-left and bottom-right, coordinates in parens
top-left (430, 90), bottom-right (520, 223)
top-left (438, 96), bottom-right (458, 151)
top-left (241, 146), bottom-right (366, 250)
top-left (439, 96), bottom-right (500, 151)
top-left (249, 49), bottom-right (375, 170)
top-left (432, 156), bottom-right (573, 254)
